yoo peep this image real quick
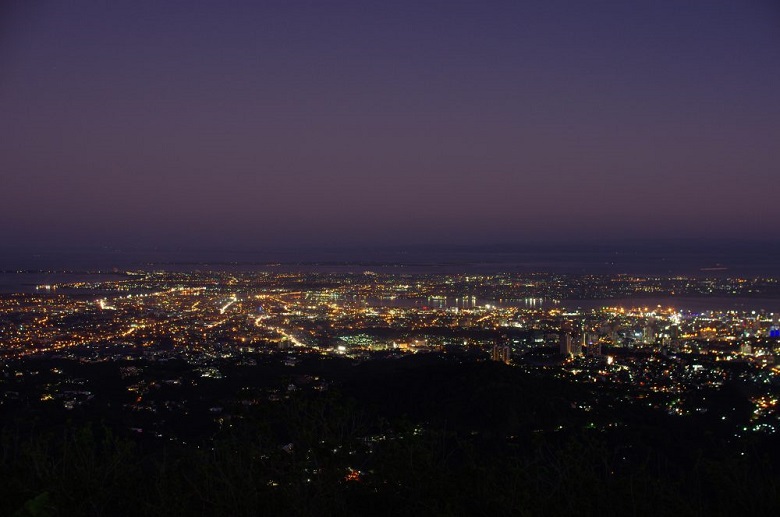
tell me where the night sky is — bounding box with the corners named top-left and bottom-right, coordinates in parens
top-left (2, 1), bottom-right (779, 253)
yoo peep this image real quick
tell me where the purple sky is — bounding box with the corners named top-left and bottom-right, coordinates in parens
top-left (1, 0), bottom-right (779, 252)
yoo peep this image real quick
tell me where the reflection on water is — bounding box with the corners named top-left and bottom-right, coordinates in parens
top-left (353, 296), bottom-right (550, 310)
top-left (352, 295), bottom-right (780, 313)
top-left (355, 295), bottom-right (549, 309)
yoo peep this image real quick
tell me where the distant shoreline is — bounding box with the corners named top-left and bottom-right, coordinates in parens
top-left (2, 270), bottom-right (780, 312)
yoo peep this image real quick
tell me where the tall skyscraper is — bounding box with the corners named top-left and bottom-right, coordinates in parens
top-left (560, 333), bottom-right (573, 356)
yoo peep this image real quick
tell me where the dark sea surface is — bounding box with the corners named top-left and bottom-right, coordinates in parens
top-left (2, 243), bottom-right (780, 276)
top-left (0, 272), bottom-right (127, 294)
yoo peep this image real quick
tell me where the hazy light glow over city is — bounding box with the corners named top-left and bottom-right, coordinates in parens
top-left (1, 0), bottom-right (779, 251)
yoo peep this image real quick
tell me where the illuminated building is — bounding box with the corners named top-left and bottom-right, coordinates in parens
top-left (560, 333), bottom-right (573, 356)
top-left (491, 342), bottom-right (511, 364)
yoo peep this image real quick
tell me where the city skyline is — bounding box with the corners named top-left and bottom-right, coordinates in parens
top-left (2, 267), bottom-right (780, 515)
top-left (2, 0), bottom-right (779, 252)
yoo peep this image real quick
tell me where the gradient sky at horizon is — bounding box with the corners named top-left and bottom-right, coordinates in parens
top-left (1, 0), bottom-right (779, 252)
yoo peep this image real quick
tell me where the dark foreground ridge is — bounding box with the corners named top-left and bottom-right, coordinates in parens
top-left (2, 354), bottom-right (779, 516)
